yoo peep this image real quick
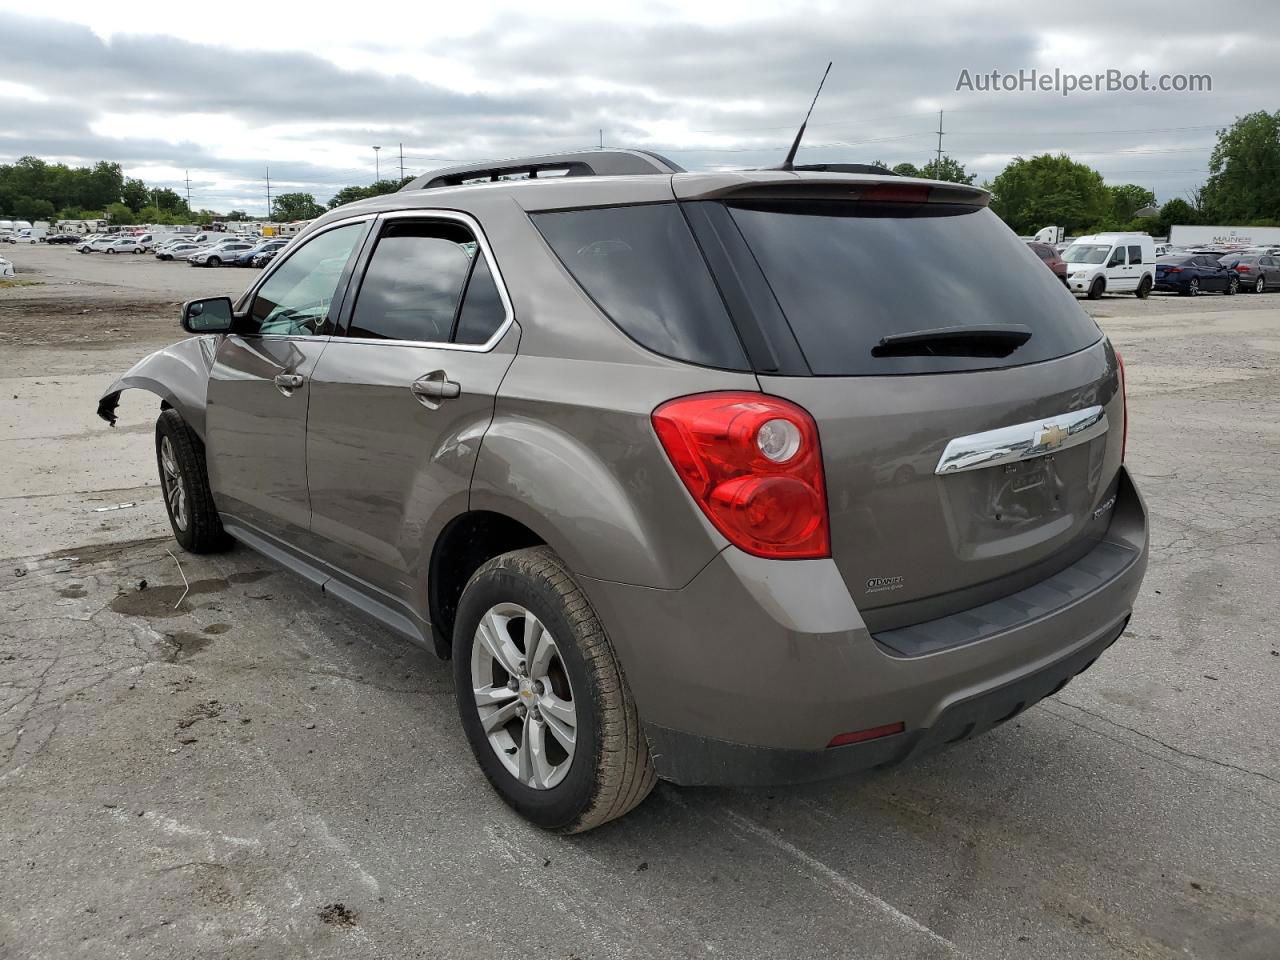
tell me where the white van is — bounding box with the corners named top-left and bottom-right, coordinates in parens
top-left (1062, 233), bottom-right (1157, 299)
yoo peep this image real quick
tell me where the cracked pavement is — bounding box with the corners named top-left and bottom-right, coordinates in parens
top-left (1, 244), bottom-right (1278, 958)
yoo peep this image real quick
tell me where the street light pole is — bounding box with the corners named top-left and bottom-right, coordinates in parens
top-left (373, 146), bottom-right (382, 184)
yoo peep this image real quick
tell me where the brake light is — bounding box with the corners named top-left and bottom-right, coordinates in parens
top-left (1165, 267), bottom-right (1182, 273)
top-left (652, 392), bottom-right (830, 559)
top-left (1116, 351), bottom-right (1128, 463)
top-left (859, 184), bottom-right (930, 203)
top-left (1236, 264), bottom-right (1251, 272)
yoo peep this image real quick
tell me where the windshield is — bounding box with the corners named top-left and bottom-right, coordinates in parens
top-left (1063, 243), bottom-right (1112, 264)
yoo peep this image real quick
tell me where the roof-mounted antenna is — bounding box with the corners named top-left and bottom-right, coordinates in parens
top-left (774, 61), bottom-right (832, 171)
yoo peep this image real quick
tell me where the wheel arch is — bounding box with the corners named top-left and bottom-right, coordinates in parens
top-left (96, 336), bottom-right (220, 440)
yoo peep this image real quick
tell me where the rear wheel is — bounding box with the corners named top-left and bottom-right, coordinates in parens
top-left (1226, 275), bottom-right (1239, 295)
top-left (155, 409), bottom-right (232, 553)
top-left (1135, 276), bottom-right (1151, 299)
top-left (1184, 277), bottom-right (1200, 297)
top-left (453, 546), bottom-right (655, 833)
top-left (1257, 275), bottom-right (1267, 294)
top-left (1087, 277), bottom-right (1104, 300)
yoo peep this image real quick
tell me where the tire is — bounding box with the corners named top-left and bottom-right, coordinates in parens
top-left (207, 256), bottom-right (221, 268)
top-left (1135, 276), bottom-right (1152, 299)
top-left (106, 248), bottom-right (116, 254)
top-left (1226, 275), bottom-right (1239, 296)
top-left (155, 409), bottom-right (232, 553)
top-left (453, 546), bottom-right (656, 833)
top-left (1087, 277), bottom-right (1104, 300)
top-left (1256, 275), bottom-right (1266, 294)
top-left (1187, 277), bottom-right (1200, 296)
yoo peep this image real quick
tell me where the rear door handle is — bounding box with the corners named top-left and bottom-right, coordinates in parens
top-left (274, 373), bottom-right (304, 395)
top-left (411, 371), bottom-right (461, 405)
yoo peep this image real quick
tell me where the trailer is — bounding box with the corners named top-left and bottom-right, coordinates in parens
top-left (1170, 224), bottom-right (1280, 248)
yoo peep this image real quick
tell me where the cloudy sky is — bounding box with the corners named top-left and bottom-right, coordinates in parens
top-left (0, 1), bottom-right (1275, 213)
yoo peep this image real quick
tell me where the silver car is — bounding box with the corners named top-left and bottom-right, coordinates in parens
top-left (98, 150), bottom-right (1148, 832)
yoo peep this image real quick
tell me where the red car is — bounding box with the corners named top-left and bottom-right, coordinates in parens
top-left (1028, 241), bottom-right (1068, 284)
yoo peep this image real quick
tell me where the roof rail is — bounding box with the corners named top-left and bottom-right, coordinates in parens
top-left (400, 149), bottom-right (685, 191)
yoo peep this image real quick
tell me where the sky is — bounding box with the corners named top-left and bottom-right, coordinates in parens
top-left (0, 1), bottom-right (1275, 214)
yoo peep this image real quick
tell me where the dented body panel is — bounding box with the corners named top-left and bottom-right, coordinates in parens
top-left (97, 336), bottom-right (219, 439)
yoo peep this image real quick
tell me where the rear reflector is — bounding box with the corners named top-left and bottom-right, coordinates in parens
top-left (826, 722), bottom-right (905, 748)
top-left (858, 184), bottom-right (930, 203)
top-left (1116, 350), bottom-right (1128, 462)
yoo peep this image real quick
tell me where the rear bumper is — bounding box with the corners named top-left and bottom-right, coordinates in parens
top-left (579, 467), bottom-right (1148, 787)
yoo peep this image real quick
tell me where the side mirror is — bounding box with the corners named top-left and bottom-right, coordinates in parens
top-left (181, 296), bottom-right (235, 334)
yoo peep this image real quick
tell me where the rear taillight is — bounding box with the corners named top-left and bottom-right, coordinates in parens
top-left (1116, 351), bottom-right (1128, 463)
top-left (652, 392), bottom-right (830, 559)
top-left (1236, 264), bottom-right (1251, 272)
top-left (1165, 267), bottom-right (1182, 273)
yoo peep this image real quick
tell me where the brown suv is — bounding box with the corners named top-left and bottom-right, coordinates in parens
top-left (99, 150), bottom-right (1148, 832)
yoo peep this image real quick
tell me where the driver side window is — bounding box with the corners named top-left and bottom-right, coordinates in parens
top-left (247, 223), bottom-right (364, 336)
top-left (1107, 247), bottom-right (1126, 267)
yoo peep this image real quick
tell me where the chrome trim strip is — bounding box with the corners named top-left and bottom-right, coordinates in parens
top-left (935, 405), bottom-right (1107, 475)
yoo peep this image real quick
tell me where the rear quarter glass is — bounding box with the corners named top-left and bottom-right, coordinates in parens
top-left (728, 201), bottom-right (1101, 375)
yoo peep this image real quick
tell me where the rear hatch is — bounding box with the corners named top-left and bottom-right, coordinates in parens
top-left (708, 193), bottom-right (1123, 627)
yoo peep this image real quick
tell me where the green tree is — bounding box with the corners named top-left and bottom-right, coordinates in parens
top-left (1107, 183), bottom-right (1157, 220)
top-left (917, 155), bottom-right (976, 184)
top-left (121, 177), bottom-right (149, 212)
top-left (891, 162), bottom-right (921, 178)
top-left (81, 161), bottom-right (125, 211)
top-left (273, 192), bottom-right (325, 220)
top-left (226, 209), bottom-right (248, 221)
top-left (105, 202), bottom-right (135, 224)
top-left (1201, 111), bottom-right (1280, 222)
top-left (327, 177), bottom-right (414, 210)
top-left (13, 196), bottom-right (55, 220)
top-left (1152, 198), bottom-right (1200, 239)
top-left (988, 154), bottom-right (1110, 235)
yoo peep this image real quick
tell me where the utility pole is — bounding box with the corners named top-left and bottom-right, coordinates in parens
top-left (598, 129), bottom-right (603, 150)
top-left (399, 143), bottom-right (404, 181)
top-left (935, 110), bottom-right (944, 171)
top-left (184, 170), bottom-right (192, 211)
top-left (265, 165), bottom-right (272, 221)
top-left (373, 145), bottom-right (382, 183)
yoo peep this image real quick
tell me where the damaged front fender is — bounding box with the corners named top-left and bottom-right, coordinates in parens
top-left (97, 336), bottom-right (220, 440)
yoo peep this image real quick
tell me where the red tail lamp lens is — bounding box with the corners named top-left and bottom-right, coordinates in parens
top-left (652, 392), bottom-right (830, 559)
top-left (827, 722), bottom-right (905, 748)
top-left (1116, 351), bottom-right (1128, 463)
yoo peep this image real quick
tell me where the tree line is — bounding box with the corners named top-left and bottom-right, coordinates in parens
top-left (3, 110), bottom-right (1276, 235)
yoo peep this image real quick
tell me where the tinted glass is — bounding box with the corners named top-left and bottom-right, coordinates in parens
top-left (533, 204), bottom-right (747, 370)
top-left (727, 202), bottom-right (1101, 376)
top-left (349, 221), bottom-right (476, 342)
top-left (454, 252), bottom-right (507, 344)
top-left (1127, 245), bottom-right (1142, 264)
top-left (249, 223), bottom-right (363, 336)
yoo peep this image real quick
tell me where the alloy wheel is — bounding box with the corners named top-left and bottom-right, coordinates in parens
top-left (470, 602), bottom-right (577, 790)
top-left (1258, 276), bottom-right (1266, 294)
top-left (159, 435), bottom-right (189, 532)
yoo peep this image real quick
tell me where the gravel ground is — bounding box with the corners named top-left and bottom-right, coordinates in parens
top-left (2, 243), bottom-right (1278, 959)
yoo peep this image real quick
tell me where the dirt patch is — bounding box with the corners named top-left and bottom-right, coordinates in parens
top-left (202, 623), bottom-right (232, 635)
top-left (108, 569), bottom-right (273, 618)
top-left (318, 902), bottom-right (358, 928)
top-left (165, 631), bottom-right (214, 659)
top-left (177, 699), bottom-right (222, 730)
top-left (58, 584), bottom-right (87, 598)
top-left (0, 295), bottom-right (183, 348)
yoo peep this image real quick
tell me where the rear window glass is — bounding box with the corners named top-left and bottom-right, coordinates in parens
top-left (727, 202), bottom-right (1100, 375)
top-left (532, 204), bottom-right (748, 370)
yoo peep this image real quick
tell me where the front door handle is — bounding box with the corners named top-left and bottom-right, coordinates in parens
top-left (274, 373), bottom-right (304, 395)
top-left (411, 371), bottom-right (461, 406)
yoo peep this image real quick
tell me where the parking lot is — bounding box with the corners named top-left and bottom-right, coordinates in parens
top-left (2, 242), bottom-right (1278, 959)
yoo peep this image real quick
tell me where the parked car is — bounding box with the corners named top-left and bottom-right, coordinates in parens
top-left (77, 235), bottom-right (119, 253)
top-left (188, 241), bottom-right (257, 267)
top-left (1240, 246), bottom-right (1280, 257)
top-left (156, 242), bottom-right (207, 261)
top-left (1027, 240), bottom-right (1067, 283)
top-left (45, 234), bottom-right (80, 245)
top-left (98, 153), bottom-right (1147, 833)
top-left (103, 237), bottom-right (147, 255)
top-left (1062, 233), bottom-right (1156, 299)
top-left (234, 238), bottom-right (290, 267)
top-left (0, 255), bottom-right (13, 278)
top-left (1153, 254), bottom-right (1239, 295)
top-left (1218, 254), bottom-right (1280, 293)
top-left (250, 249), bottom-right (283, 268)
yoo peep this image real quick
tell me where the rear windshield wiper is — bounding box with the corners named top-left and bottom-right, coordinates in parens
top-left (872, 324), bottom-right (1032, 359)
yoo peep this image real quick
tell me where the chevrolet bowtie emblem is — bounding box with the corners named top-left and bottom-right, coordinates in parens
top-left (1037, 423), bottom-right (1069, 449)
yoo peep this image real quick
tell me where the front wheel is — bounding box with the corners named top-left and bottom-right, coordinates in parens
top-left (1226, 275), bottom-right (1239, 295)
top-left (1087, 277), bottom-right (1104, 300)
top-left (1135, 276), bottom-right (1152, 299)
top-left (206, 256), bottom-right (221, 268)
top-left (155, 410), bottom-right (232, 553)
top-left (453, 547), bottom-right (656, 833)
